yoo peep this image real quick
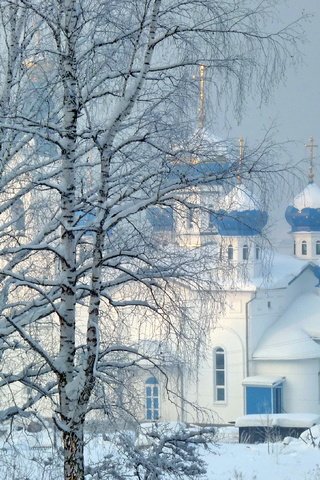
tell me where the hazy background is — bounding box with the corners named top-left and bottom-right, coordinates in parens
top-left (214, 1), bottom-right (320, 247)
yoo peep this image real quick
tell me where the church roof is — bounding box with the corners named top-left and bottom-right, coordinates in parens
top-left (218, 253), bottom-right (309, 292)
top-left (253, 292), bottom-right (320, 360)
top-left (210, 185), bottom-right (268, 237)
top-left (222, 185), bottom-right (258, 211)
top-left (252, 253), bottom-right (309, 289)
top-left (293, 182), bottom-right (320, 210)
top-left (285, 182), bottom-right (320, 232)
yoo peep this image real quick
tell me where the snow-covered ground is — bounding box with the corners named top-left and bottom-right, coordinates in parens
top-left (0, 424), bottom-right (320, 479)
top-left (203, 429), bottom-right (320, 480)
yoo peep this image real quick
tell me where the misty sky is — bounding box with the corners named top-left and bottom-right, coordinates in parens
top-left (215, 1), bottom-right (320, 243)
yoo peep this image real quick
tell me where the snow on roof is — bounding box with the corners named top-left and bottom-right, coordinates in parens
top-left (253, 291), bottom-right (320, 360)
top-left (221, 185), bottom-right (258, 212)
top-left (293, 182), bottom-right (320, 210)
top-left (242, 376), bottom-right (284, 387)
top-left (220, 253), bottom-right (308, 293)
top-left (235, 413), bottom-right (320, 428)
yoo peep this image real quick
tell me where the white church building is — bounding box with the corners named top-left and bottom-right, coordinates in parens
top-left (144, 148), bottom-right (320, 425)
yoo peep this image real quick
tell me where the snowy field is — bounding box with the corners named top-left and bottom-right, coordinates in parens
top-left (204, 427), bottom-right (320, 480)
top-left (0, 424), bottom-right (319, 479)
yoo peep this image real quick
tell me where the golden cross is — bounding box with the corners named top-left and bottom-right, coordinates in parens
top-left (198, 64), bottom-right (206, 131)
top-left (237, 137), bottom-right (245, 184)
top-left (305, 136), bottom-right (318, 183)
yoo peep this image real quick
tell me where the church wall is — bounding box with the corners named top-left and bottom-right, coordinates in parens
top-left (254, 359), bottom-right (320, 414)
top-left (178, 290), bottom-right (254, 424)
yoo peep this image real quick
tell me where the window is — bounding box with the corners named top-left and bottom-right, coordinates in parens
top-left (243, 244), bottom-right (249, 260)
top-left (316, 241), bottom-right (320, 255)
top-left (227, 244), bottom-right (233, 260)
top-left (301, 240), bottom-right (307, 256)
top-left (187, 208), bottom-right (194, 229)
top-left (245, 385), bottom-right (283, 414)
top-left (145, 377), bottom-right (160, 420)
top-left (293, 241), bottom-right (296, 255)
top-left (255, 246), bottom-right (260, 260)
top-left (214, 347), bottom-right (225, 402)
top-left (11, 198), bottom-right (25, 234)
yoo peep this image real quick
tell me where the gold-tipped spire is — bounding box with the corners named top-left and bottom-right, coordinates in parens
top-left (198, 64), bottom-right (206, 131)
top-left (305, 136), bottom-right (318, 183)
top-left (237, 136), bottom-right (245, 184)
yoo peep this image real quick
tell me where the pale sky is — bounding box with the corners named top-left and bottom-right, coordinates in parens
top-left (216, 1), bottom-right (320, 244)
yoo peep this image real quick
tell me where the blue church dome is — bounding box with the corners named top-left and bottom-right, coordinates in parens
top-left (210, 186), bottom-right (268, 236)
top-left (147, 206), bottom-right (174, 232)
top-left (285, 182), bottom-right (320, 232)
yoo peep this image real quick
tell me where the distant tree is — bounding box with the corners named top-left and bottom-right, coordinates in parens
top-left (0, 1), bottom-right (303, 479)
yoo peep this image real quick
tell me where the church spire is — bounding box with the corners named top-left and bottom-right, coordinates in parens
top-left (237, 137), bottom-right (245, 184)
top-left (198, 64), bottom-right (206, 131)
top-left (305, 136), bottom-right (318, 184)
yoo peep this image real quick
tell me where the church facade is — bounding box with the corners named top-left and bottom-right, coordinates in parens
top-left (143, 164), bottom-right (320, 425)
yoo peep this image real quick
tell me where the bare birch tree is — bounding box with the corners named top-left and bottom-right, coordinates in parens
top-left (0, 1), bottom-right (303, 478)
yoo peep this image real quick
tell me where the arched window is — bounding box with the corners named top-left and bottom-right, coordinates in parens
top-left (255, 246), bottom-right (260, 260)
top-left (214, 347), bottom-right (225, 402)
top-left (243, 244), bottom-right (249, 260)
top-left (316, 241), bottom-right (320, 255)
top-left (227, 244), bottom-right (233, 260)
top-left (301, 240), bottom-right (307, 256)
top-left (145, 377), bottom-right (160, 420)
top-left (293, 241), bottom-right (296, 255)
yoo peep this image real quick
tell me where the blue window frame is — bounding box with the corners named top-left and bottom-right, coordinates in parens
top-left (145, 377), bottom-right (160, 420)
top-left (245, 385), bottom-right (283, 414)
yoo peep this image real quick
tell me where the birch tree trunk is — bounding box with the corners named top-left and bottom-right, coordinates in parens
top-left (58, 1), bottom-right (83, 477)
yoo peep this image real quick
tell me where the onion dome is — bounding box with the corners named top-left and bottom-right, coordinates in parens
top-left (147, 206), bottom-right (174, 232)
top-left (285, 182), bottom-right (320, 232)
top-left (210, 185), bottom-right (268, 236)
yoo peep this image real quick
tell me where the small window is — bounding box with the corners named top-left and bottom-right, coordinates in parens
top-left (227, 244), bottom-right (233, 260)
top-left (11, 198), bottom-right (25, 234)
top-left (187, 208), bottom-right (194, 228)
top-left (293, 241), bottom-right (296, 255)
top-left (316, 241), bottom-right (320, 255)
top-left (145, 377), bottom-right (160, 420)
top-left (255, 246), bottom-right (260, 260)
top-left (214, 347), bottom-right (226, 402)
top-left (301, 240), bottom-right (307, 256)
top-left (267, 301), bottom-right (271, 309)
top-left (243, 244), bottom-right (249, 260)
